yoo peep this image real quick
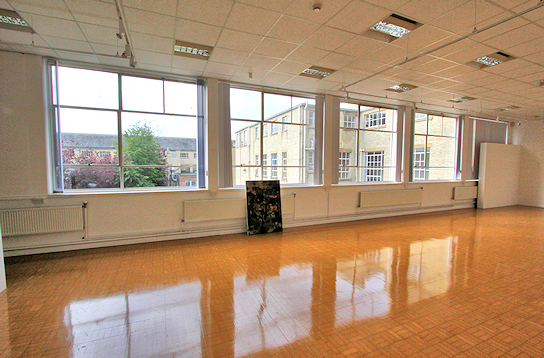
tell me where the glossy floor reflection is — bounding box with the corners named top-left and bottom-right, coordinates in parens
top-left (2, 207), bottom-right (544, 357)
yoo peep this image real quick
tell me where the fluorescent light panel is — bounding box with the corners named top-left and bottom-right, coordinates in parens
top-left (448, 96), bottom-right (476, 103)
top-left (364, 14), bottom-right (421, 43)
top-left (300, 66), bottom-right (335, 79)
top-left (385, 83), bottom-right (417, 93)
top-left (468, 52), bottom-right (513, 69)
top-left (174, 40), bottom-right (213, 60)
top-left (499, 105), bottom-right (520, 111)
top-left (0, 9), bottom-right (33, 33)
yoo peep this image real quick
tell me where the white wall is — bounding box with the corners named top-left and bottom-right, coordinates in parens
top-left (0, 51), bottom-right (478, 256)
top-left (512, 121), bottom-right (544, 207)
top-left (477, 143), bottom-right (520, 209)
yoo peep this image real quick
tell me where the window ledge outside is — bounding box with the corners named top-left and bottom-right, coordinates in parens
top-left (51, 187), bottom-right (208, 196)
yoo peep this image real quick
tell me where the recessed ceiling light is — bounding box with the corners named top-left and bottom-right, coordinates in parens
top-left (363, 14), bottom-right (421, 43)
top-left (0, 9), bottom-right (34, 33)
top-left (499, 105), bottom-right (520, 111)
top-left (174, 40), bottom-right (213, 60)
top-left (468, 52), bottom-right (513, 69)
top-left (385, 83), bottom-right (418, 93)
top-left (448, 96), bottom-right (476, 103)
top-left (300, 66), bottom-right (335, 79)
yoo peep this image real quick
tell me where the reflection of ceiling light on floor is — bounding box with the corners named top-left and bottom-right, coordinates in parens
top-left (174, 40), bottom-right (213, 60)
top-left (448, 96), bottom-right (476, 103)
top-left (385, 83), bottom-right (417, 93)
top-left (300, 66), bottom-right (335, 79)
top-left (0, 9), bottom-right (34, 33)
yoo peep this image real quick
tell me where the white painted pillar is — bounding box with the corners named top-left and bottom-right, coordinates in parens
top-left (0, 225), bottom-right (6, 292)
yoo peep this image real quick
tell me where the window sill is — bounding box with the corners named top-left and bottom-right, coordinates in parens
top-left (52, 187), bottom-right (208, 196)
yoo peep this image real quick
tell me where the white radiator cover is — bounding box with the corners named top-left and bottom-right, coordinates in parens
top-left (453, 186), bottom-right (478, 200)
top-left (0, 206), bottom-right (84, 237)
top-left (359, 188), bottom-right (423, 208)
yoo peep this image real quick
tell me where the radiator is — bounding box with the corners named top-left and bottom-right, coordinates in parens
top-left (359, 188), bottom-right (423, 209)
top-left (0, 206), bottom-right (84, 237)
top-left (453, 186), bottom-right (478, 200)
top-left (183, 196), bottom-right (295, 223)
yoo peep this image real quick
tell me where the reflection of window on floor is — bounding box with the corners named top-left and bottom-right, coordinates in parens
top-left (364, 151), bottom-right (384, 181)
top-left (339, 152), bottom-right (351, 180)
top-left (413, 148), bottom-right (430, 180)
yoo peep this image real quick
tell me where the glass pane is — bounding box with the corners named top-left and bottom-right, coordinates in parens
top-left (427, 136), bottom-right (456, 170)
top-left (340, 105), bottom-right (358, 129)
top-left (428, 168), bottom-right (455, 181)
top-left (63, 166), bottom-right (120, 189)
top-left (231, 121), bottom-right (260, 167)
top-left (279, 167), bottom-right (311, 185)
top-left (359, 131), bottom-right (397, 179)
top-left (60, 108), bottom-right (119, 165)
top-left (428, 115), bottom-right (457, 136)
top-left (230, 88), bottom-right (261, 121)
top-left (57, 67), bottom-right (118, 109)
top-left (121, 113), bottom-right (197, 168)
top-left (122, 76), bottom-right (163, 113)
top-left (164, 81), bottom-right (197, 116)
top-left (123, 166), bottom-right (170, 188)
top-left (414, 113), bottom-right (428, 134)
top-left (360, 108), bottom-right (397, 132)
top-left (264, 93), bottom-right (291, 122)
top-left (339, 128), bottom-right (357, 165)
top-left (170, 166), bottom-right (198, 188)
top-left (233, 166), bottom-right (261, 186)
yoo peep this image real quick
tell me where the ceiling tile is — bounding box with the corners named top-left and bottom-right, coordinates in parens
top-left (171, 56), bottom-right (207, 71)
top-left (326, 1), bottom-right (389, 34)
top-left (303, 26), bottom-right (355, 52)
top-left (442, 41), bottom-right (495, 65)
top-left (430, 1), bottom-right (506, 36)
top-left (346, 58), bottom-right (388, 73)
top-left (284, 0), bottom-right (350, 24)
top-left (521, 3), bottom-right (544, 22)
top-left (65, 0), bottom-right (118, 28)
top-left (174, 19), bottom-right (221, 47)
top-left (0, 28), bottom-right (48, 47)
top-left (517, 70), bottom-right (544, 83)
top-left (99, 56), bottom-right (134, 68)
top-left (22, 13), bottom-right (86, 41)
top-left (124, 7), bottom-right (175, 38)
top-left (55, 50), bottom-right (100, 63)
top-left (253, 38), bottom-right (298, 59)
top-left (470, 17), bottom-right (529, 43)
top-left (41, 35), bottom-right (94, 52)
top-left (237, 0), bottom-right (291, 13)
top-left (177, 0), bottom-right (234, 27)
top-left (131, 32), bottom-right (173, 54)
top-left (244, 54), bottom-right (281, 71)
top-left (215, 29), bottom-right (262, 53)
top-left (506, 37), bottom-right (544, 58)
top-left (362, 0), bottom-right (410, 11)
top-left (433, 64), bottom-right (478, 79)
top-left (285, 45), bottom-right (329, 63)
top-left (0, 1), bottom-right (13, 9)
top-left (501, 65), bottom-right (544, 80)
top-left (323, 70), bottom-right (367, 85)
top-left (267, 15), bottom-right (319, 44)
top-left (402, 25), bottom-right (457, 53)
top-left (485, 23), bottom-right (543, 50)
top-left (204, 61), bottom-right (240, 77)
top-left (364, 45), bottom-right (406, 65)
top-left (490, 0), bottom-right (534, 10)
top-left (134, 50), bottom-right (172, 66)
top-left (9, 0), bottom-right (73, 20)
top-left (209, 47), bottom-right (250, 66)
top-left (273, 60), bottom-right (311, 75)
top-left (262, 72), bottom-right (295, 85)
top-left (525, 51), bottom-right (544, 64)
top-left (171, 67), bottom-right (203, 77)
top-left (122, 0), bottom-right (176, 16)
top-left (397, 0), bottom-right (468, 24)
top-left (89, 43), bottom-right (120, 56)
top-left (79, 23), bottom-right (118, 46)
top-left (482, 58), bottom-right (532, 74)
top-left (317, 52), bottom-right (357, 70)
top-left (411, 58), bottom-right (457, 74)
top-left (224, 3), bottom-right (281, 36)
top-left (335, 35), bottom-right (386, 57)
top-left (231, 67), bottom-right (268, 81)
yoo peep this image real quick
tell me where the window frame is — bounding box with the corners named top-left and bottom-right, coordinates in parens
top-left (47, 60), bottom-right (206, 192)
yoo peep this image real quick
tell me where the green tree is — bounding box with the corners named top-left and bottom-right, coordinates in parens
top-left (120, 122), bottom-right (167, 187)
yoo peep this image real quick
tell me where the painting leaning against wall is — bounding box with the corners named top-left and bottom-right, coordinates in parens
top-left (246, 180), bottom-right (283, 235)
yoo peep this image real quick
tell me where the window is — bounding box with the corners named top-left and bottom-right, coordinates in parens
top-left (343, 112), bottom-right (357, 128)
top-left (181, 153), bottom-right (189, 158)
top-left (308, 110), bottom-right (315, 126)
top-left (339, 152), bottom-right (351, 180)
top-left (339, 103), bottom-right (398, 183)
top-left (255, 155), bottom-right (259, 165)
top-left (271, 153), bottom-right (278, 177)
top-left (282, 152), bottom-right (287, 179)
top-left (230, 88), bottom-right (317, 185)
top-left (244, 130), bottom-right (247, 146)
top-left (255, 126), bottom-right (259, 139)
top-left (271, 122), bottom-right (278, 134)
top-left (364, 151), bottom-right (384, 181)
top-left (307, 150), bottom-right (314, 171)
top-left (412, 113), bottom-right (459, 181)
top-left (364, 111), bottom-right (386, 128)
top-left (48, 63), bottom-right (203, 190)
top-left (185, 180), bottom-right (197, 187)
top-left (194, 153), bottom-right (197, 158)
